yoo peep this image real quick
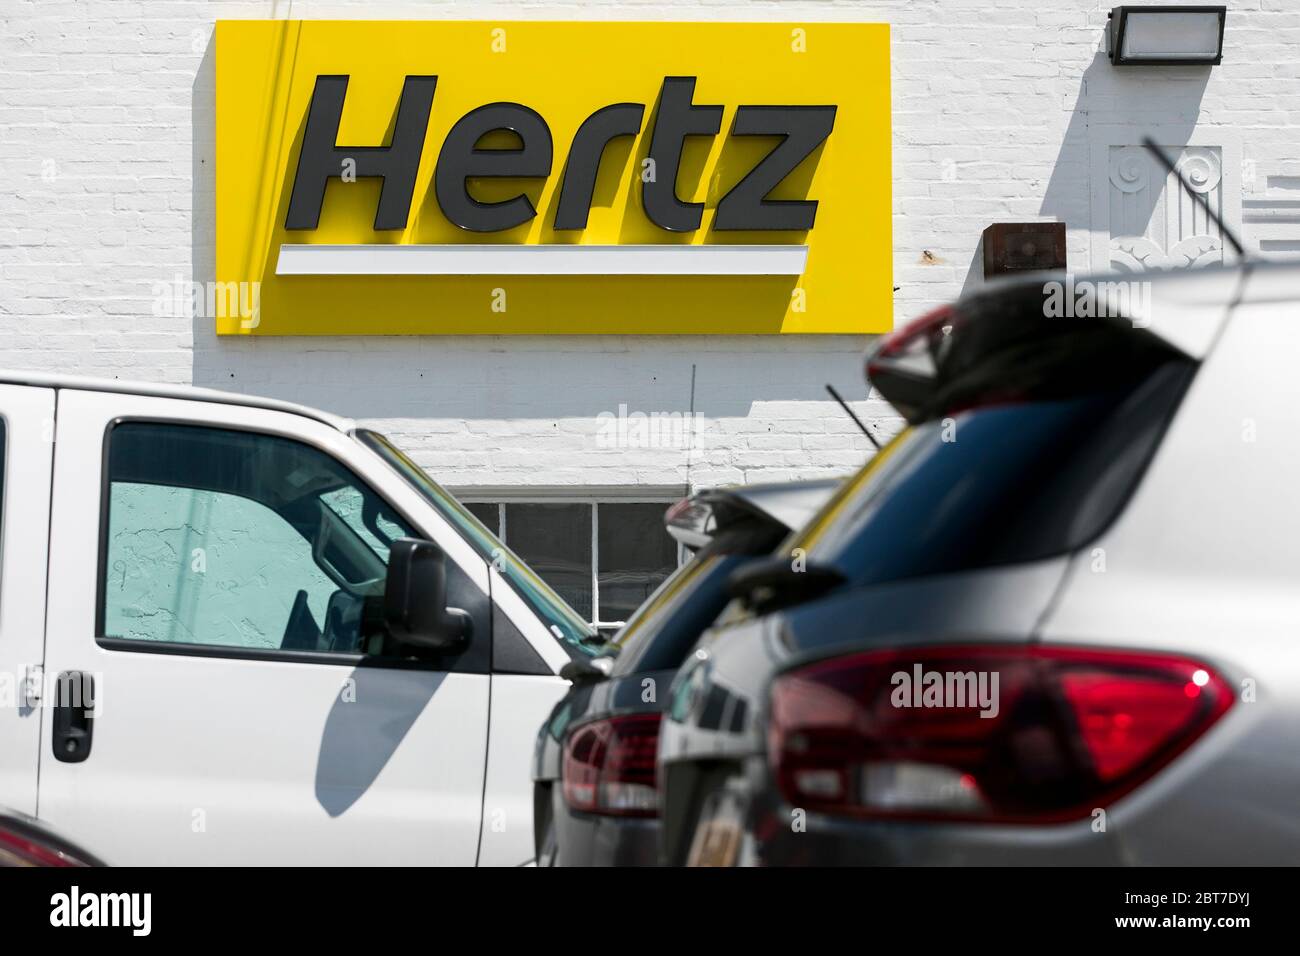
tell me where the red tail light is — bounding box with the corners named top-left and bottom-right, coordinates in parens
top-left (768, 645), bottom-right (1232, 823)
top-left (0, 825), bottom-right (88, 867)
top-left (563, 713), bottom-right (662, 818)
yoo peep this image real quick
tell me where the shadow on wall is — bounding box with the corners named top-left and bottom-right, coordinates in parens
top-left (1038, 52), bottom-right (1212, 274)
top-left (955, 52), bottom-right (1212, 293)
top-left (188, 41), bottom-right (878, 424)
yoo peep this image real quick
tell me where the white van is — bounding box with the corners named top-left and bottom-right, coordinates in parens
top-left (0, 372), bottom-right (596, 865)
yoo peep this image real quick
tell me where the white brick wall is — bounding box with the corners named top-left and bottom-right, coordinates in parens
top-left (1, 0), bottom-right (1294, 491)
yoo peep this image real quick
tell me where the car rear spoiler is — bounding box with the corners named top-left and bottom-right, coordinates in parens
top-left (665, 479), bottom-right (840, 550)
top-left (864, 268), bottom-right (1230, 425)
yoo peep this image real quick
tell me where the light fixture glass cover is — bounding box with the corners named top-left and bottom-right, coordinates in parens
top-left (1109, 6), bottom-right (1226, 65)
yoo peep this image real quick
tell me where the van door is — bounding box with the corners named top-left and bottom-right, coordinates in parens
top-left (0, 384), bottom-right (55, 814)
top-left (38, 389), bottom-right (491, 865)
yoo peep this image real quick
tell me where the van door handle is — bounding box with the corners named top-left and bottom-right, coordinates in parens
top-left (52, 671), bottom-right (96, 763)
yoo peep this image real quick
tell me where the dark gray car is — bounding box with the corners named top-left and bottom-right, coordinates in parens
top-left (531, 479), bottom-right (837, 866)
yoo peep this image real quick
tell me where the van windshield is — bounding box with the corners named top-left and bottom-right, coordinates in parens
top-left (355, 430), bottom-right (599, 656)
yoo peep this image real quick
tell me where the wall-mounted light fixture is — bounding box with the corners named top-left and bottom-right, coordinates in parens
top-left (1108, 6), bottom-right (1226, 66)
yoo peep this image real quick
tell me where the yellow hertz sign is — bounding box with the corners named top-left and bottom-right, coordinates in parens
top-left (214, 20), bottom-right (891, 335)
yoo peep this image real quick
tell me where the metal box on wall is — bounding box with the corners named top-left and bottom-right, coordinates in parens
top-left (982, 222), bottom-right (1067, 277)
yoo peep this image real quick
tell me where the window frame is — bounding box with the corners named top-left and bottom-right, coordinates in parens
top-left (457, 491), bottom-right (687, 631)
top-left (93, 417), bottom-right (449, 670)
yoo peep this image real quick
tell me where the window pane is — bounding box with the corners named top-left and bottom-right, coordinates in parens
top-left (791, 362), bottom-right (1194, 591)
top-left (464, 502), bottom-right (499, 536)
top-left (598, 503), bottom-right (677, 623)
top-left (357, 431), bottom-right (598, 653)
top-left (106, 482), bottom-right (336, 648)
top-left (320, 485), bottom-right (406, 559)
top-left (504, 503), bottom-right (592, 621)
top-left (102, 423), bottom-right (415, 655)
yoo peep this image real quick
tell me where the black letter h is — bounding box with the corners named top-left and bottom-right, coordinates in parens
top-left (285, 75), bottom-right (437, 231)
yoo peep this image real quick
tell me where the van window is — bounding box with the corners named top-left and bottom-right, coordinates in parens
top-left (356, 430), bottom-right (599, 657)
top-left (100, 422), bottom-right (420, 656)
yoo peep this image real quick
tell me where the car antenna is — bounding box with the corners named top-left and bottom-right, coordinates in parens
top-left (826, 383), bottom-right (881, 450)
top-left (1140, 137), bottom-right (1246, 260)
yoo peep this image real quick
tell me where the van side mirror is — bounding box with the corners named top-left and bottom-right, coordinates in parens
top-left (382, 538), bottom-right (471, 653)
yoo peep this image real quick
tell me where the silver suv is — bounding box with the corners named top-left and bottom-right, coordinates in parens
top-left (658, 260), bottom-right (1300, 865)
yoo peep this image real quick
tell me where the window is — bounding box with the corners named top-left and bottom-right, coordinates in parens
top-left (599, 503), bottom-right (678, 623)
top-left (101, 422), bottom-right (418, 656)
top-left (504, 503), bottom-right (592, 620)
top-left (357, 431), bottom-right (596, 655)
top-left (459, 497), bottom-right (681, 632)
top-left (320, 486), bottom-right (406, 559)
top-left (791, 360), bottom-right (1194, 590)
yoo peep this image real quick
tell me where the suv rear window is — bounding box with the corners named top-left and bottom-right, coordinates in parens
top-left (791, 358), bottom-right (1194, 588)
top-left (608, 521), bottom-right (788, 675)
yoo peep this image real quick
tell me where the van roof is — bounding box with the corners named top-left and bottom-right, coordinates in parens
top-left (0, 370), bottom-right (354, 432)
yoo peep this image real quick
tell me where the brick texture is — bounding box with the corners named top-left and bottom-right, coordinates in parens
top-left (0, 1), bottom-right (1291, 490)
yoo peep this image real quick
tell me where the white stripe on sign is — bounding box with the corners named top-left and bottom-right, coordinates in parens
top-left (275, 243), bottom-right (809, 276)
